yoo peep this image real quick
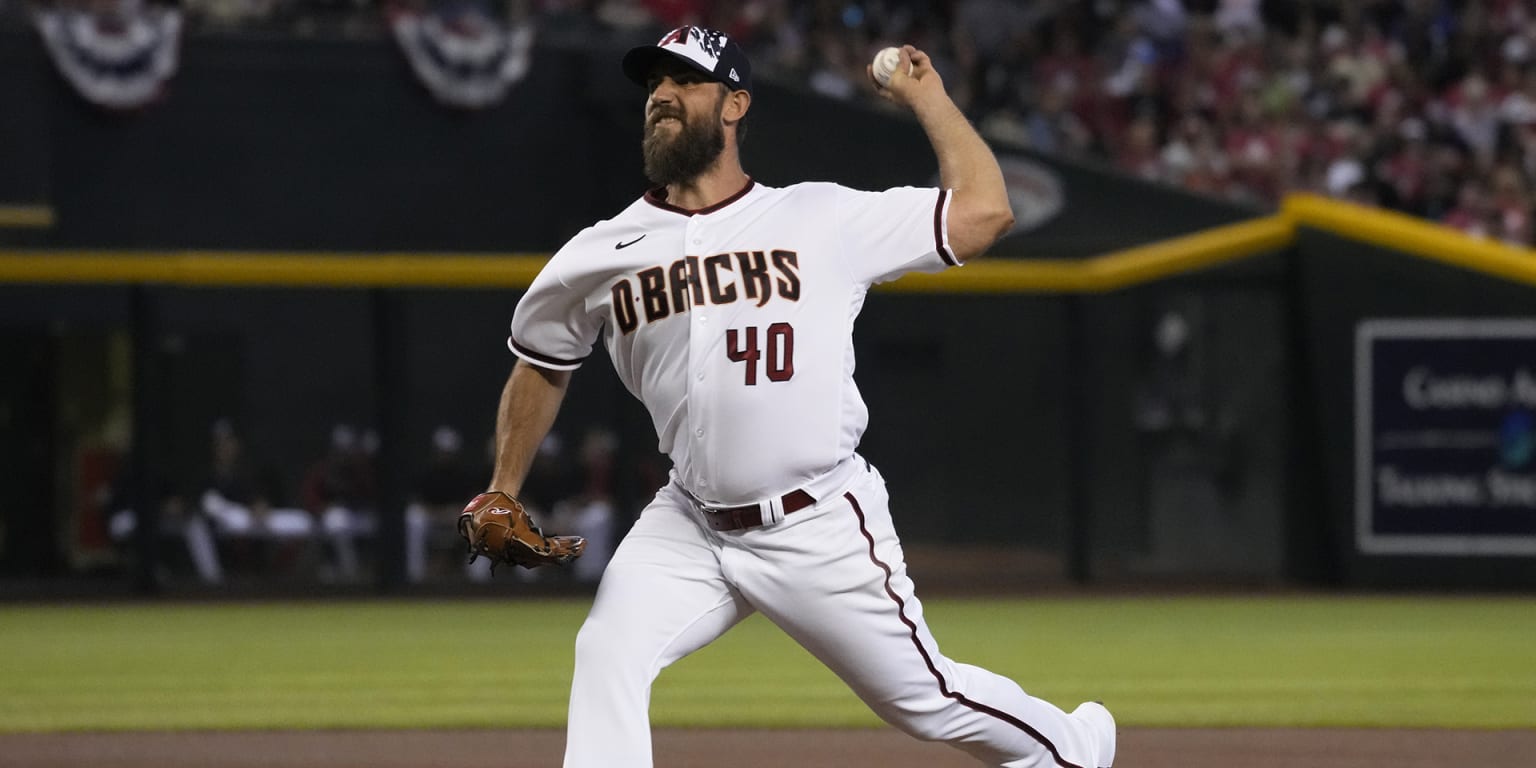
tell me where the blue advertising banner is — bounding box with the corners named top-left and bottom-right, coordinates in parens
top-left (1356, 319), bottom-right (1536, 556)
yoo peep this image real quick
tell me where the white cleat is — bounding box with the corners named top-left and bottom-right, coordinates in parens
top-left (1071, 701), bottom-right (1116, 768)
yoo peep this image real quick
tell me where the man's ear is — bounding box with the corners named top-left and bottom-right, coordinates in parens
top-left (723, 89), bottom-right (751, 123)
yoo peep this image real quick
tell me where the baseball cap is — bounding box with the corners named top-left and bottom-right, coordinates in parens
top-left (622, 25), bottom-right (752, 94)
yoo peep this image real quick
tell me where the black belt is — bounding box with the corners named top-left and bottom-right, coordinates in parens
top-left (699, 489), bottom-right (816, 531)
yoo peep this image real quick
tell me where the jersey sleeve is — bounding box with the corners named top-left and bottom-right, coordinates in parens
top-left (835, 185), bottom-right (957, 285)
top-left (507, 250), bottom-right (599, 371)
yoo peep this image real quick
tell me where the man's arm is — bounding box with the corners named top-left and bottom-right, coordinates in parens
top-left (487, 359), bottom-right (572, 496)
top-left (872, 45), bottom-right (1014, 262)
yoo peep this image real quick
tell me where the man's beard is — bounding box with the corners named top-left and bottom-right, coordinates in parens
top-left (642, 104), bottom-right (726, 187)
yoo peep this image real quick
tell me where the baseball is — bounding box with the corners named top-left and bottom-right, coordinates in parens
top-left (871, 46), bottom-right (906, 87)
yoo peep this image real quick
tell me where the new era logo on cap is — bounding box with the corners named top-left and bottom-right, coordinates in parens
top-left (623, 25), bottom-right (753, 94)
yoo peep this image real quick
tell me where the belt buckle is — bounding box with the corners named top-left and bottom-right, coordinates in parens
top-left (699, 502), bottom-right (729, 529)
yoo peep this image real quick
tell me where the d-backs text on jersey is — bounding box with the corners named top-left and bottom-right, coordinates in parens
top-left (611, 250), bottom-right (801, 334)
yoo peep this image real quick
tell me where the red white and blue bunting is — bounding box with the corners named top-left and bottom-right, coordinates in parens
top-left (33, 2), bottom-right (182, 110)
top-left (389, 5), bottom-right (534, 109)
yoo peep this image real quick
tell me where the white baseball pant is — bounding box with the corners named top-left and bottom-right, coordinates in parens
top-left (563, 458), bottom-right (1107, 768)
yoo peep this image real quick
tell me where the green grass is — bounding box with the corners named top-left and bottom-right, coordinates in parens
top-left (0, 595), bottom-right (1531, 732)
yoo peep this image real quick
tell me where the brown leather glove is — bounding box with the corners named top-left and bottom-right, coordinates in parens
top-left (457, 491), bottom-right (586, 572)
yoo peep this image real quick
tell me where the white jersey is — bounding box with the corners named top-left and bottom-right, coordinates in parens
top-left (509, 179), bottom-right (956, 506)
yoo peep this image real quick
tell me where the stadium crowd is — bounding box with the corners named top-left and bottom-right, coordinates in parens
top-left (658, 0), bottom-right (1536, 246)
top-left (13, 0), bottom-right (1536, 245)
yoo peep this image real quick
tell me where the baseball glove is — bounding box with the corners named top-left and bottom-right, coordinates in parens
top-left (457, 491), bottom-right (586, 572)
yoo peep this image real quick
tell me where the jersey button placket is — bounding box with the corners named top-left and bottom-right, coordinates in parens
top-left (689, 311), bottom-right (707, 440)
top-left (686, 219), bottom-right (710, 488)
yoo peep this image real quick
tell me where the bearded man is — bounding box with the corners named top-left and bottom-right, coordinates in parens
top-left (470, 25), bottom-right (1116, 768)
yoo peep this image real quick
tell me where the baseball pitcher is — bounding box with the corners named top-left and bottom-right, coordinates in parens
top-left (460, 25), bottom-right (1116, 768)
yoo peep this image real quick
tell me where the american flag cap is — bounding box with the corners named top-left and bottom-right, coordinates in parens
top-left (622, 26), bottom-right (753, 94)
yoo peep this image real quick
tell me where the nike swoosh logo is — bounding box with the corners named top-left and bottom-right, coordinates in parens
top-left (615, 235), bottom-right (646, 249)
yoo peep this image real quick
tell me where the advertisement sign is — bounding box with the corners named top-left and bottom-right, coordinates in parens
top-left (1356, 319), bottom-right (1536, 556)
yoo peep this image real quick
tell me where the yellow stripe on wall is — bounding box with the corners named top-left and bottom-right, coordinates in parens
top-left (2, 194), bottom-right (1532, 293)
top-left (1283, 193), bottom-right (1536, 289)
top-left (0, 217), bottom-right (1294, 292)
top-left (0, 205), bottom-right (55, 229)
top-left (0, 252), bottom-right (550, 288)
top-left (882, 215), bottom-right (1292, 293)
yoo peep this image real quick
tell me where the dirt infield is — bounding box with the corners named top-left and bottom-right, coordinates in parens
top-left (2, 727), bottom-right (1531, 768)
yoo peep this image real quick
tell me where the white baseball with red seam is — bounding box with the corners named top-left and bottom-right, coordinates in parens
top-left (871, 46), bottom-right (907, 87)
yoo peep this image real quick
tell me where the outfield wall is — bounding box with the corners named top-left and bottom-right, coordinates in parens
top-left (2, 22), bottom-right (1533, 591)
top-left (0, 230), bottom-right (1298, 593)
top-left (0, 27), bottom-right (1282, 593)
top-left (8, 214), bottom-right (1536, 592)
